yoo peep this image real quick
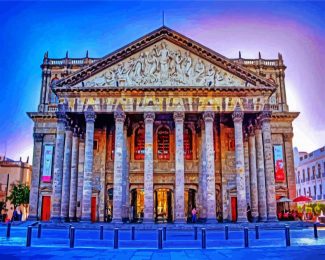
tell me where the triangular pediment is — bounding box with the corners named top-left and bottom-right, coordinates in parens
top-left (54, 26), bottom-right (275, 90)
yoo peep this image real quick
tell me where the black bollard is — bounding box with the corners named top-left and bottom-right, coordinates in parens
top-left (26, 226), bottom-right (32, 247)
top-left (6, 222), bottom-right (11, 238)
top-left (68, 224), bottom-right (72, 239)
top-left (201, 228), bottom-right (206, 249)
top-left (158, 228), bottom-right (163, 249)
top-left (285, 225), bottom-right (290, 247)
top-left (70, 227), bottom-right (75, 248)
top-left (114, 228), bottom-right (119, 249)
top-left (225, 225), bottom-right (229, 240)
top-left (244, 227), bottom-right (249, 248)
top-left (163, 227), bottom-right (167, 241)
top-left (131, 226), bottom-right (135, 240)
top-left (100, 225), bottom-right (104, 240)
top-left (37, 223), bottom-right (42, 238)
top-left (194, 226), bottom-right (198, 240)
top-left (255, 225), bottom-right (259, 239)
top-left (314, 223), bottom-right (318, 239)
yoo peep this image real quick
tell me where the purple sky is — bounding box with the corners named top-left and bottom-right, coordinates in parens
top-left (0, 1), bottom-right (324, 161)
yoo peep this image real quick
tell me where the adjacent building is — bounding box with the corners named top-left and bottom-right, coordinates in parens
top-left (295, 146), bottom-right (325, 201)
top-left (0, 156), bottom-right (32, 220)
top-left (28, 26), bottom-right (298, 223)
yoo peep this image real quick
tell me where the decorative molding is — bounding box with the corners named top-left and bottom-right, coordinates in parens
top-left (33, 133), bottom-right (44, 142)
top-left (144, 112), bottom-right (155, 123)
top-left (232, 103), bottom-right (244, 122)
top-left (173, 111), bottom-right (185, 123)
top-left (283, 133), bottom-right (294, 142)
top-left (84, 105), bottom-right (96, 123)
top-left (203, 111), bottom-right (215, 122)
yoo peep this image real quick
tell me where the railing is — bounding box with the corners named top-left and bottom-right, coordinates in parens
top-left (231, 58), bottom-right (280, 67)
top-left (47, 104), bottom-right (58, 112)
top-left (45, 57), bottom-right (101, 66)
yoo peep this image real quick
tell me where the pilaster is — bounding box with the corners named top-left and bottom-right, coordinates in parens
top-left (81, 106), bottom-right (96, 221)
top-left (76, 134), bottom-right (85, 220)
top-left (143, 112), bottom-right (155, 223)
top-left (203, 111), bottom-right (217, 223)
top-left (112, 109), bottom-right (126, 223)
top-left (69, 128), bottom-right (79, 221)
top-left (232, 105), bottom-right (247, 222)
top-left (174, 111), bottom-right (185, 223)
top-left (283, 133), bottom-right (296, 201)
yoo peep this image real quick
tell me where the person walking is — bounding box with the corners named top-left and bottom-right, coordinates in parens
top-left (191, 207), bottom-right (197, 223)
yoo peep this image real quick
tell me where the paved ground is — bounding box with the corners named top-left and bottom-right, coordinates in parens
top-left (0, 223), bottom-right (324, 259)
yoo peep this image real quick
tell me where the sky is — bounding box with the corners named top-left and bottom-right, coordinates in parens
top-left (0, 0), bottom-right (324, 161)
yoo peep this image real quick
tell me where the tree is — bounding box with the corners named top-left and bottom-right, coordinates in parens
top-left (7, 184), bottom-right (30, 208)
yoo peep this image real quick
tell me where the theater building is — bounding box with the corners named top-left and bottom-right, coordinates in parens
top-left (28, 26), bottom-right (298, 223)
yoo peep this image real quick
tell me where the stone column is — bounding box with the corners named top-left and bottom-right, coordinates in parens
top-left (112, 110), bottom-right (126, 223)
top-left (69, 128), bottom-right (79, 221)
top-left (81, 106), bottom-right (96, 221)
top-left (76, 134), bottom-right (85, 220)
top-left (232, 105), bottom-right (247, 222)
top-left (174, 111), bottom-right (185, 223)
top-left (51, 107), bottom-right (67, 221)
top-left (198, 126), bottom-right (207, 219)
top-left (121, 126), bottom-right (129, 220)
top-left (143, 112), bottom-right (155, 223)
top-left (283, 133), bottom-right (296, 201)
top-left (244, 133), bottom-right (251, 205)
top-left (248, 124), bottom-right (259, 221)
top-left (60, 125), bottom-right (73, 221)
top-left (203, 111), bottom-right (217, 223)
top-left (255, 119), bottom-right (267, 221)
top-left (261, 108), bottom-right (277, 221)
top-left (28, 133), bottom-right (43, 220)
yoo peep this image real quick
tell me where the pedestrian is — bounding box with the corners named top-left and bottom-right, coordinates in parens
top-left (247, 203), bottom-right (252, 222)
top-left (191, 207), bottom-right (197, 223)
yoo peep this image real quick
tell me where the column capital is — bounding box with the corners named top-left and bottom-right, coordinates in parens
top-left (232, 103), bottom-right (244, 122)
top-left (33, 133), bottom-right (44, 142)
top-left (260, 105), bottom-right (272, 123)
top-left (203, 111), bottom-right (214, 122)
top-left (173, 111), bottom-right (185, 123)
top-left (254, 117), bottom-right (262, 130)
top-left (114, 109), bottom-right (126, 123)
top-left (144, 112), bottom-right (155, 123)
top-left (283, 132), bottom-right (294, 142)
top-left (85, 106), bottom-right (96, 123)
top-left (56, 111), bottom-right (67, 124)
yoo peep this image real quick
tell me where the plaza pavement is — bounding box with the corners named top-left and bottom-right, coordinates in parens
top-left (0, 221), bottom-right (325, 259)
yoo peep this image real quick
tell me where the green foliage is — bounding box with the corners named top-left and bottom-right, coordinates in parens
top-left (7, 184), bottom-right (30, 207)
top-left (305, 206), bottom-right (313, 214)
top-left (297, 205), bottom-right (303, 213)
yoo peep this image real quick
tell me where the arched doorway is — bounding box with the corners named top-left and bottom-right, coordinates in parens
top-left (185, 189), bottom-right (196, 222)
top-left (106, 188), bottom-right (113, 222)
top-left (154, 188), bottom-right (173, 223)
top-left (130, 188), bottom-right (144, 222)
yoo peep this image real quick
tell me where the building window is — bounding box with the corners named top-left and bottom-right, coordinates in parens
top-left (184, 127), bottom-right (193, 160)
top-left (318, 164), bottom-right (321, 178)
top-left (312, 166), bottom-right (315, 180)
top-left (320, 185), bottom-right (322, 195)
top-left (308, 187), bottom-right (311, 196)
top-left (303, 170), bottom-right (305, 182)
top-left (307, 168), bottom-right (310, 181)
top-left (314, 185), bottom-right (316, 196)
top-left (134, 127), bottom-right (145, 160)
top-left (304, 188), bottom-right (306, 195)
top-left (157, 126), bottom-right (170, 160)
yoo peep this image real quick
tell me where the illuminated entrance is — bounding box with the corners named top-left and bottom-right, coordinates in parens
top-left (154, 188), bottom-right (173, 223)
top-left (130, 188), bottom-right (144, 222)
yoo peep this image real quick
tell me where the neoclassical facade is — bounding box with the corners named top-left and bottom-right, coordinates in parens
top-left (28, 26), bottom-right (298, 223)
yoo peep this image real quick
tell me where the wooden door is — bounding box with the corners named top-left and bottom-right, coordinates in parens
top-left (41, 196), bottom-right (51, 221)
top-left (231, 197), bottom-right (237, 222)
top-left (91, 196), bottom-right (97, 222)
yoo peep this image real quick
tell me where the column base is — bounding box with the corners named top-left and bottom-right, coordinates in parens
top-left (69, 217), bottom-right (78, 222)
top-left (237, 217), bottom-right (248, 223)
top-left (80, 217), bottom-right (91, 222)
top-left (142, 218), bottom-right (155, 224)
top-left (267, 216), bottom-right (278, 222)
top-left (111, 218), bottom-right (123, 224)
top-left (50, 216), bottom-right (63, 223)
top-left (251, 217), bottom-right (259, 222)
top-left (206, 218), bottom-right (218, 224)
top-left (259, 216), bottom-right (268, 222)
top-left (28, 215), bottom-right (38, 221)
top-left (174, 219), bottom-right (186, 224)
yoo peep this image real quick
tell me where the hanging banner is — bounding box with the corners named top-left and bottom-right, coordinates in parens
top-left (273, 145), bottom-right (285, 182)
top-left (42, 145), bottom-right (54, 182)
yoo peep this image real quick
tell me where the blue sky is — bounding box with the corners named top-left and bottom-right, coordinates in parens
top-left (0, 1), bottom-right (324, 160)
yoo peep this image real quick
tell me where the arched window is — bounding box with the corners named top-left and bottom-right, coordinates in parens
top-left (134, 127), bottom-right (145, 160)
top-left (184, 127), bottom-right (193, 160)
top-left (157, 126), bottom-right (170, 160)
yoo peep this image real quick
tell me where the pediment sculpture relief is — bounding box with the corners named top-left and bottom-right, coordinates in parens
top-left (77, 40), bottom-right (248, 88)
